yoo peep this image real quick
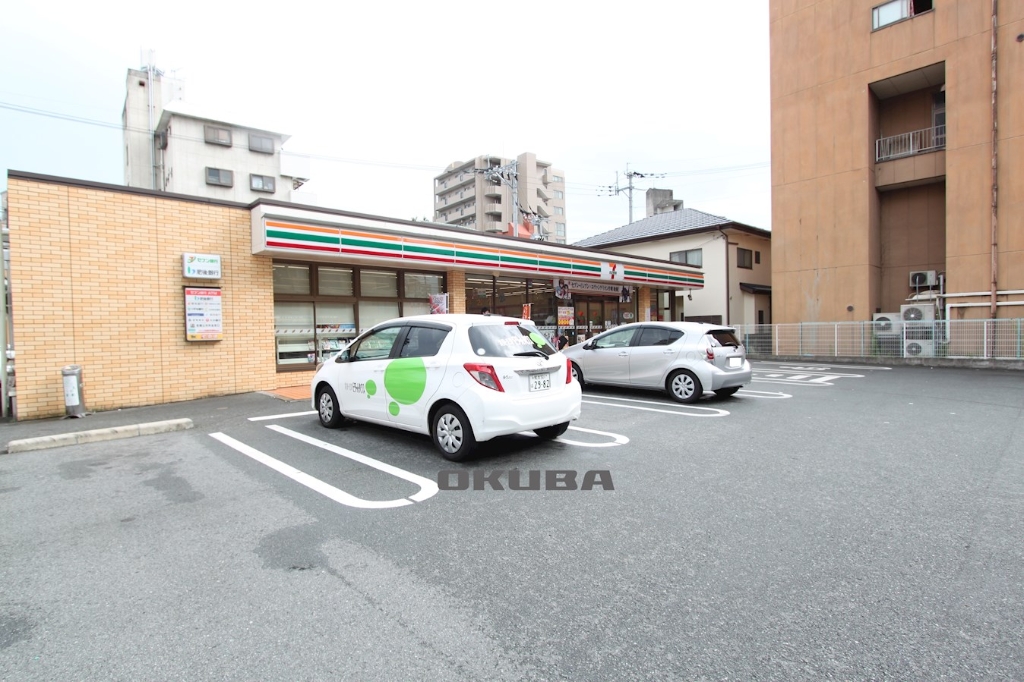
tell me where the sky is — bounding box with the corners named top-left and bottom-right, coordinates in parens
top-left (0, 0), bottom-right (772, 244)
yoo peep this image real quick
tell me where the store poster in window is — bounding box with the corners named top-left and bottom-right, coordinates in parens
top-left (429, 293), bottom-right (448, 314)
top-left (553, 279), bottom-right (572, 300)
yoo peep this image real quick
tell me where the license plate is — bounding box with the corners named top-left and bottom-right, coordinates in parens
top-left (530, 374), bottom-right (551, 391)
top-left (728, 357), bottom-right (742, 368)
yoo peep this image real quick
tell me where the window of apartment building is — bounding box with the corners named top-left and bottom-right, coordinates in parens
top-left (249, 134), bottom-right (274, 154)
top-left (204, 125), bottom-right (232, 146)
top-left (556, 222), bottom-right (566, 238)
top-left (205, 167), bottom-right (233, 187)
top-left (737, 247), bottom-right (753, 269)
top-left (755, 251), bottom-right (761, 265)
top-left (670, 248), bottom-right (702, 267)
top-left (554, 190), bottom-right (564, 199)
top-left (555, 207), bottom-right (564, 215)
top-left (552, 175), bottom-right (563, 183)
top-left (872, 0), bottom-right (931, 30)
top-left (250, 174), bottom-right (276, 193)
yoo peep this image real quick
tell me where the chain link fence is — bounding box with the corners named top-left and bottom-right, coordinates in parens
top-left (732, 320), bottom-right (1024, 360)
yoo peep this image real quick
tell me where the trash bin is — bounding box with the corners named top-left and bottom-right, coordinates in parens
top-left (62, 364), bottom-right (86, 418)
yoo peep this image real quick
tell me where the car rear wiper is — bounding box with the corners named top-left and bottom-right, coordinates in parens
top-left (513, 350), bottom-right (549, 358)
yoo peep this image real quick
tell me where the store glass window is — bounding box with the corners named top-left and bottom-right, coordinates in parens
top-left (402, 301), bottom-right (432, 316)
top-left (360, 270), bottom-right (398, 297)
top-left (359, 300), bottom-right (400, 332)
top-left (315, 302), bottom-right (355, 355)
top-left (404, 272), bottom-right (443, 299)
top-left (274, 302), bottom-right (316, 365)
top-left (495, 276), bottom-right (527, 318)
top-left (318, 267), bottom-right (354, 296)
top-left (273, 263), bottom-right (310, 295)
top-left (466, 273), bottom-right (494, 314)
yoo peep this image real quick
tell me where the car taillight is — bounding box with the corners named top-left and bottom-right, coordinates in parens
top-left (705, 347), bottom-right (715, 362)
top-left (565, 358), bottom-right (572, 384)
top-left (464, 363), bottom-right (505, 392)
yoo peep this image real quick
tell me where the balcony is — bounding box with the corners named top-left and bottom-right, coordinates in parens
top-left (484, 183), bottom-right (503, 198)
top-left (482, 221), bottom-right (505, 233)
top-left (875, 125), bottom-right (945, 162)
top-left (483, 202), bottom-right (503, 215)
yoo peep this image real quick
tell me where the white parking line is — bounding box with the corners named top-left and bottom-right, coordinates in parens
top-left (752, 378), bottom-right (832, 387)
top-left (756, 361), bottom-right (891, 371)
top-left (248, 410), bottom-right (316, 422)
top-left (583, 398), bottom-right (729, 417)
top-left (736, 389), bottom-right (792, 399)
top-left (557, 426), bottom-right (630, 447)
top-left (267, 425), bottom-right (438, 502)
top-left (209, 429), bottom-right (438, 509)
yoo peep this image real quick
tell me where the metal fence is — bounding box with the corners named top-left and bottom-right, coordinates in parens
top-left (875, 125), bottom-right (946, 162)
top-left (732, 319), bottom-right (1024, 360)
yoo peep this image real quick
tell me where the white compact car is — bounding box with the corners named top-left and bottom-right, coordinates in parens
top-left (311, 314), bottom-right (583, 461)
top-left (562, 321), bottom-right (752, 403)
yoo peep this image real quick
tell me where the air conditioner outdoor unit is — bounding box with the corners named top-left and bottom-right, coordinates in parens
top-left (872, 312), bottom-right (903, 336)
top-left (909, 270), bottom-right (938, 288)
top-left (901, 303), bottom-right (935, 323)
top-left (904, 339), bottom-right (935, 358)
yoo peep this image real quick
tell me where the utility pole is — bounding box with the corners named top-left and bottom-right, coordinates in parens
top-left (601, 163), bottom-right (666, 224)
top-left (482, 159), bottom-right (520, 236)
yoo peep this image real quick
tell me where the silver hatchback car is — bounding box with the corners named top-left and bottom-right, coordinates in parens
top-left (562, 322), bottom-right (752, 403)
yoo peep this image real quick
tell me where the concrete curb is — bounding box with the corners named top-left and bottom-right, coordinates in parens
top-left (6, 418), bottom-right (195, 454)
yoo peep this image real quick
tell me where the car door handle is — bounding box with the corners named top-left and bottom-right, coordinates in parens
top-left (618, 352), bottom-right (628, 357)
top-left (663, 349), bottom-right (675, 354)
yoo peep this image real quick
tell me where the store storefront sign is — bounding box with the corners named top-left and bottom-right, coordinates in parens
top-left (183, 253), bottom-right (222, 279)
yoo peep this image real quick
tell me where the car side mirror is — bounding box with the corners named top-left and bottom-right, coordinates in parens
top-left (584, 341), bottom-right (595, 350)
top-left (335, 349), bottom-right (350, 363)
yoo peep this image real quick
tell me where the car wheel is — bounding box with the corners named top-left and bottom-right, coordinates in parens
top-left (570, 362), bottom-right (585, 386)
top-left (667, 369), bottom-right (702, 404)
top-left (716, 387), bottom-right (741, 398)
top-left (316, 385), bottom-right (343, 428)
top-left (432, 404), bottom-right (477, 462)
top-left (534, 422), bottom-right (570, 439)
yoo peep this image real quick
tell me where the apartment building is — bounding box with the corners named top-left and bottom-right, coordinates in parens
top-left (123, 67), bottom-right (308, 203)
top-left (433, 153), bottom-right (568, 243)
top-left (769, 0), bottom-right (1024, 323)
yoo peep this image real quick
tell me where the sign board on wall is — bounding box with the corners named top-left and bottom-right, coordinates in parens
top-left (183, 253), bottom-right (222, 279)
top-left (185, 287), bottom-right (223, 341)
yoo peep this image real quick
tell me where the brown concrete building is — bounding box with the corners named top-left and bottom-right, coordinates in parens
top-left (769, 0), bottom-right (1024, 323)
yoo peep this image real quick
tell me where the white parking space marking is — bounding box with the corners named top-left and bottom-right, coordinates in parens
top-left (248, 410), bottom-right (316, 422)
top-left (752, 377), bottom-right (834, 387)
top-left (736, 389), bottom-right (792, 399)
top-left (583, 398), bottom-right (729, 417)
top-left (209, 429), bottom-right (438, 509)
top-left (516, 426), bottom-right (629, 447)
top-left (756, 361), bottom-right (891, 371)
top-left (266, 425), bottom-right (438, 503)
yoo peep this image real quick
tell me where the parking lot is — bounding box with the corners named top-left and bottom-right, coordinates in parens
top-left (2, 363), bottom-right (1023, 680)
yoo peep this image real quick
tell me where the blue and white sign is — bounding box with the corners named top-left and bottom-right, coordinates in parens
top-left (183, 253), bottom-right (222, 279)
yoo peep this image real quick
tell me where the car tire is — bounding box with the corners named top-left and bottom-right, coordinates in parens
top-left (316, 385), bottom-right (344, 428)
top-left (667, 369), bottom-right (702, 404)
top-left (534, 422), bottom-right (570, 439)
top-left (715, 387), bottom-right (741, 398)
top-left (432, 404), bottom-right (476, 462)
top-left (570, 362), bottom-right (585, 386)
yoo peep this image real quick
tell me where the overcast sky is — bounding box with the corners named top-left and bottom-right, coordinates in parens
top-left (0, 0), bottom-right (771, 244)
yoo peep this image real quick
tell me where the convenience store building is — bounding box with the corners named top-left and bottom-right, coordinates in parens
top-left (3, 172), bottom-right (704, 420)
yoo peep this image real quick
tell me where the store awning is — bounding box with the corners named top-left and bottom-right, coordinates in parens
top-left (251, 202), bottom-right (705, 290)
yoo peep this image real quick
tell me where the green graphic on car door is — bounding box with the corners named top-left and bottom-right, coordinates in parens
top-left (383, 357), bottom-right (428, 416)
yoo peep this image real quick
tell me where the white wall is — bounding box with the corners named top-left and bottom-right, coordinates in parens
top-left (163, 117), bottom-right (286, 203)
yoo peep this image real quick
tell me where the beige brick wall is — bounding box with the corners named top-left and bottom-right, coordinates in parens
top-left (7, 178), bottom-right (279, 420)
top-left (446, 268), bottom-right (466, 313)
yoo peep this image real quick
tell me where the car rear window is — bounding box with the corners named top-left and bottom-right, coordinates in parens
top-left (707, 330), bottom-right (741, 347)
top-left (467, 323), bottom-right (556, 358)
